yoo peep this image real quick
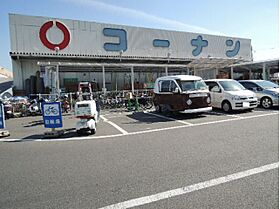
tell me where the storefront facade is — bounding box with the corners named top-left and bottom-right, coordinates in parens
top-left (9, 14), bottom-right (252, 95)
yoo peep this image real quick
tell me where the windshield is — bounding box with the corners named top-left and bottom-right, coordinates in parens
top-left (219, 80), bottom-right (245, 91)
top-left (180, 80), bottom-right (208, 91)
top-left (256, 80), bottom-right (279, 89)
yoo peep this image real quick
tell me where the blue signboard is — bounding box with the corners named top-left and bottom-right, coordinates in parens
top-left (42, 102), bottom-right (63, 128)
top-left (0, 104), bottom-right (5, 129)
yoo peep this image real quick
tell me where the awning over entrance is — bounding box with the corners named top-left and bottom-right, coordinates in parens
top-left (226, 58), bottom-right (279, 81)
top-left (37, 61), bottom-right (188, 68)
top-left (229, 58), bottom-right (279, 72)
top-left (186, 57), bottom-right (243, 70)
top-left (37, 57), bottom-right (243, 70)
top-left (37, 58), bottom-right (245, 93)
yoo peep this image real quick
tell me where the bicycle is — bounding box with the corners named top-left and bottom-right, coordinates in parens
top-left (45, 106), bottom-right (58, 115)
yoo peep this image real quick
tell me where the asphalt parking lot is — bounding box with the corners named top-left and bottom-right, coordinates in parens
top-left (0, 107), bottom-right (278, 208)
top-left (1, 107), bottom-right (279, 141)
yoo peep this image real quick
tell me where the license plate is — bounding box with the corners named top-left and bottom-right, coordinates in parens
top-left (189, 93), bottom-right (207, 98)
top-left (243, 102), bottom-right (250, 108)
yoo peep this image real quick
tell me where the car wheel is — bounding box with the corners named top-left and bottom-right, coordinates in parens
top-left (261, 97), bottom-right (272, 109)
top-left (155, 105), bottom-right (162, 113)
top-left (90, 129), bottom-right (96, 134)
top-left (222, 101), bottom-right (232, 113)
top-left (77, 130), bottom-right (83, 135)
top-left (161, 105), bottom-right (171, 115)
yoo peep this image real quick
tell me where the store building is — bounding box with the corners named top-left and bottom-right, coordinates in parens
top-left (9, 14), bottom-right (253, 95)
top-left (228, 59), bottom-right (279, 83)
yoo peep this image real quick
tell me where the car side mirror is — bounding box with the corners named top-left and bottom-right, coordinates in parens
top-left (211, 86), bottom-right (221, 93)
top-left (257, 87), bottom-right (263, 91)
top-left (173, 87), bottom-right (180, 94)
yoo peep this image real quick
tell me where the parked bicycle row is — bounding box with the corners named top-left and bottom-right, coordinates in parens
top-left (1, 75), bottom-right (278, 120)
top-left (0, 89), bottom-right (155, 118)
top-left (0, 95), bottom-right (71, 118)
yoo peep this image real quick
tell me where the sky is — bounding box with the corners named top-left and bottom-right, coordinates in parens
top-left (0, 0), bottom-right (279, 71)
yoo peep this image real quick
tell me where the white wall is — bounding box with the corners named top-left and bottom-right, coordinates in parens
top-left (12, 59), bottom-right (23, 89)
top-left (12, 59), bottom-right (39, 90)
top-left (9, 14), bottom-right (252, 60)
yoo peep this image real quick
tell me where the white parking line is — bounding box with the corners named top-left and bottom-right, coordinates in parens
top-left (143, 111), bottom-right (193, 125)
top-left (105, 115), bottom-right (127, 119)
top-left (1, 112), bottom-right (277, 142)
top-left (225, 114), bottom-right (244, 118)
top-left (98, 162), bottom-right (279, 209)
top-left (100, 115), bottom-right (128, 135)
top-left (102, 112), bottom-right (126, 117)
top-left (122, 112), bottom-right (278, 138)
top-left (206, 111), bottom-right (244, 118)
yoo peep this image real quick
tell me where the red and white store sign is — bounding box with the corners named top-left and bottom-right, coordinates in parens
top-left (10, 14), bottom-right (252, 60)
top-left (39, 20), bottom-right (71, 51)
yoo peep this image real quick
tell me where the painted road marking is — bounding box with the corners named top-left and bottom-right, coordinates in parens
top-left (143, 111), bottom-right (193, 125)
top-left (100, 115), bottom-right (128, 135)
top-left (98, 162), bottom-right (279, 209)
top-left (105, 115), bottom-right (129, 119)
top-left (206, 111), bottom-right (244, 118)
top-left (1, 112), bottom-right (278, 142)
top-left (226, 114), bottom-right (244, 118)
top-left (102, 112), bottom-right (126, 117)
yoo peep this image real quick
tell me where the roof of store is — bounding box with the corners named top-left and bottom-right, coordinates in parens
top-left (37, 57), bottom-right (244, 70)
top-left (229, 58), bottom-right (279, 70)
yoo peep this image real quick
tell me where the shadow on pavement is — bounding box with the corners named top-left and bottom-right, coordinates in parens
top-left (18, 128), bottom-right (79, 142)
top-left (126, 111), bottom-right (206, 124)
top-left (23, 120), bottom-right (44, 127)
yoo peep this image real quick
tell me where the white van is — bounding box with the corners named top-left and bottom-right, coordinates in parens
top-left (204, 79), bottom-right (258, 112)
top-left (153, 75), bottom-right (212, 113)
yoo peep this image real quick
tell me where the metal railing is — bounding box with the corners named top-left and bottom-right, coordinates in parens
top-left (28, 89), bottom-right (154, 111)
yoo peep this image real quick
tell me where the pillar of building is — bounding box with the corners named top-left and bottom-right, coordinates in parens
top-left (131, 66), bottom-right (134, 93)
top-left (249, 69), bottom-right (252, 79)
top-left (230, 67), bottom-right (234, 79)
top-left (56, 64), bottom-right (60, 96)
top-left (165, 66), bottom-right (168, 76)
top-left (44, 66), bottom-right (49, 88)
top-left (102, 66), bottom-right (106, 93)
top-left (262, 63), bottom-right (267, 80)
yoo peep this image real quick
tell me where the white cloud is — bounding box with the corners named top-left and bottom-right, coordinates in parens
top-left (63, 0), bottom-right (226, 36)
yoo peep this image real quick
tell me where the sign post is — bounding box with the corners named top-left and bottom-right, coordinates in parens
top-left (0, 104), bottom-right (10, 137)
top-left (42, 102), bottom-right (64, 137)
top-left (0, 104), bottom-right (5, 129)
